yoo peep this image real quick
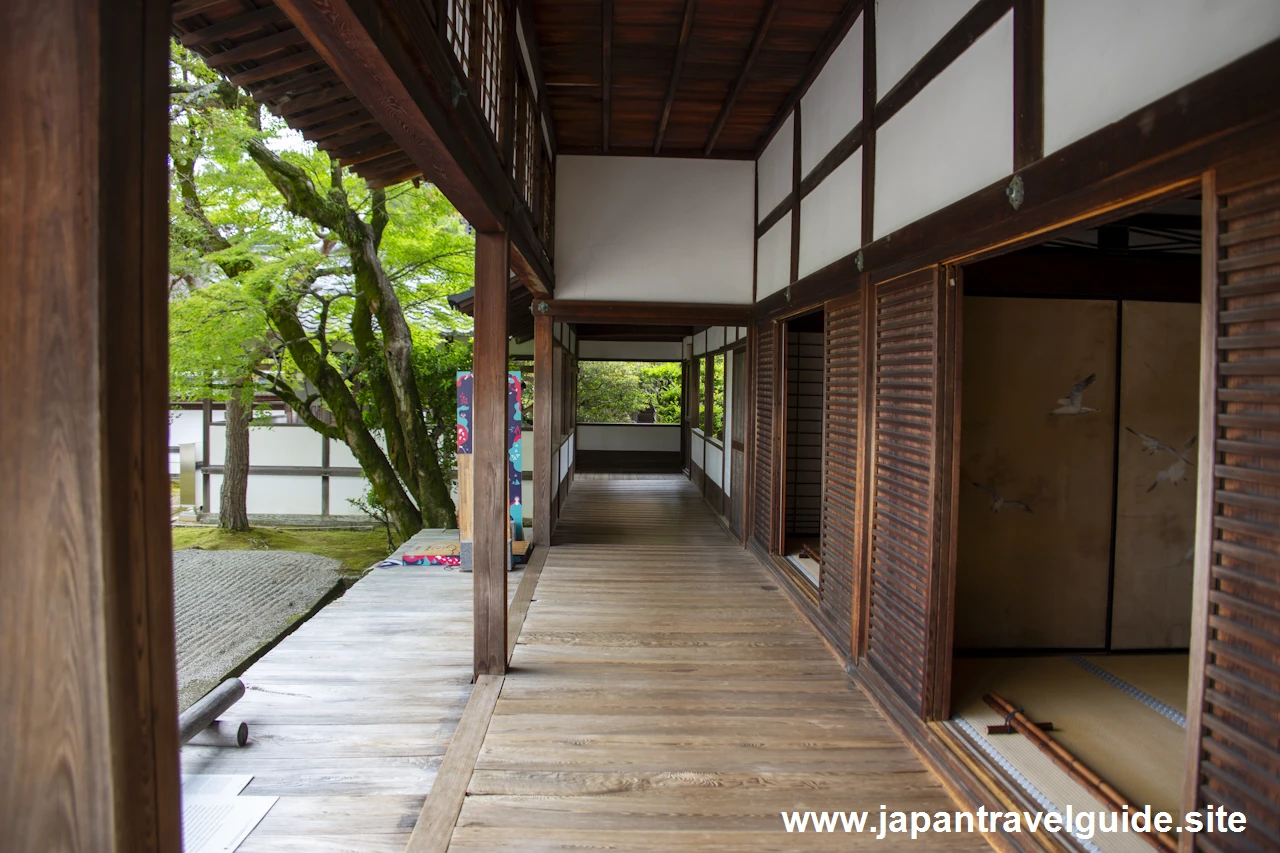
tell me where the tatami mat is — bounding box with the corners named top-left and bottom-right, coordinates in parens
top-left (1082, 654), bottom-right (1190, 717)
top-left (952, 656), bottom-right (1187, 831)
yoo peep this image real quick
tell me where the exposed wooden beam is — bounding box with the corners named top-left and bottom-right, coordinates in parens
top-left (273, 83), bottom-right (354, 115)
top-left (227, 48), bottom-right (321, 86)
top-left (181, 5), bottom-right (289, 47)
top-left (758, 0), bottom-right (862, 157)
top-left (250, 67), bottom-right (339, 102)
top-left (654, 0), bottom-right (699, 155)
top-left (704, 0), bottom-right (782, 156)
top-left (206, 27), bottom-right (309, 68)
top-left (860, 0), bottom-right (875, 246)
top-left (799, 122), bottom-right (862, 199)
top-left (473, 231), bottom-right (511, 678)
top-left (173, 0), bottom-right (236, 18)
top-left (873, 0), bottom-right (1011, 129)
top-left (602, 0), bottom-right (614, 152)
top-left (1013, 0), bottom-right (1045, 169)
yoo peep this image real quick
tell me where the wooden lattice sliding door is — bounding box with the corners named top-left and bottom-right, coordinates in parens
top-left (1183, 171), bottom-right (1280, 852)
top-left (820, 289), bottom-right (864, 658)
top-left (753, 323), bottom-right (777, 552)
top-left (864, 267), bottom-right (958, 717)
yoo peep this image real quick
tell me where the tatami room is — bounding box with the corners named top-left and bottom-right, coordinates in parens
top-left (948, 198), bottom-right (1203, 851)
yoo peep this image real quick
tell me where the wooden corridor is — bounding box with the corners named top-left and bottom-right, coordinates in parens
top-left (446, 476), bottom-right (989, 852)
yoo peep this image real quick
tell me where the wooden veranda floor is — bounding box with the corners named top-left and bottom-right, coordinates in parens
top-left (446, 475), bottom-right (988, 852)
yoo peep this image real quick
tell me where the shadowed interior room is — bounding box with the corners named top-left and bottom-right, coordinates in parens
top-left (949, 199), bottom-right (1202, 843)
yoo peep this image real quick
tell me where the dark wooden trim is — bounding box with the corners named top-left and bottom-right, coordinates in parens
top-left (199, 465), bottom-right (362, 477)
top-left (601, 0), bottom-right (613, 152)
top-left (752, 168), bottom-right (760, 302)
top-left (1012, 0), bottom-right (1044, 170)
top-left (558, 144), bottom-right (755, 160)
top-left (756, 37), bottom-right (1280, 322)
top-left (654, 0), bottom-right (699, 155)
top-left (514, 0), bottom-right (557, 156)
top-left (704, 0), bottom-right (782, 155)
top-left (853, 272), bottom-right (875, 660)
top-left (576, 450), bottom-right (683, 474)
top-left (964, 248), bottom-right (1201, 302)
top-left (473, 230), bottom-right (511, 678)
top-left (925, 265), bottom-right (963, 721)
top-left (799, 122), bottom-right (863, 199)
top-left (756, 192), bottom-right (794, 239)
top-left (859, 0), bottom-right (875, 247)
top-left (790, 101), bottom-right (802, 283)
top-left (873, 0), bottom-right (1012, 131)
top-left (758, 0), bottom-right (864, 157)
top-left (539, 299), bottom-right (752, 325)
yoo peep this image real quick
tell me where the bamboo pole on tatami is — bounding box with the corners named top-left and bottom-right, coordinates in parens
top-left (983, 692), bottom-right (1178, 852)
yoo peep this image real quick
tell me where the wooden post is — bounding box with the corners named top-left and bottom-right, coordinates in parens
top-left (532, 311), bottom-right (553, 545)
top-left (0, 0), bottom-right (182, 849)
top-left (473, 230), bottom-right (510, 677)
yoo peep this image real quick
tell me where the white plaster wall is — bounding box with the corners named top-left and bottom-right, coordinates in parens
top-left (693, 330), bottom-right (707, 356)
top-left (509, 338), bottom-right (534, 357)
top-left (690, 432), bottom-right (705, 470)
top-left (552, 449), bottom-right (560, 496)
top-left (205, 473), bottom-right (324, 515)
top-left (758, 112), bottom-right (794, 219)
top-left (577, 424), bottom-right (681, 452)
top-left (757, 212), bottom-right (792, 298)
top-left (1043, 0), bottom-right (1280, 155)
top-left (799, 152), bottom-right (862, 279)
top-left (875, 0), bottom-right (978, 98)
top-left (706, 443), bottom-right (724, 486)
top-left (874, 11), bottom-right (1013, 240)
top-left (208, 424), bottom-right (324, 467)
top-left (802, 13), bottom-right (863, 176)
top-left (329, 439), bottom-right (360, 468)
top-left (577, 340), bottom-right (684, 361)
top-left (168, 410), bottom-right (203, 475)
top-left (329, 476), bottom-right (372, 515)
top-left (555, 156), bottom-right (754, 304)
top-left (707, 326), bottom-right (725, 352)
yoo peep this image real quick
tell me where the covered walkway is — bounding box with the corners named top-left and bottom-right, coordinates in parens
top-left (445, 475), bottom-right (987, 851)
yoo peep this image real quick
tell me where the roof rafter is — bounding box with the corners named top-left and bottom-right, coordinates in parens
top-left (654, 0), bottom-right (699, 155)
top-left (704, 0), bottom-right (782, 156)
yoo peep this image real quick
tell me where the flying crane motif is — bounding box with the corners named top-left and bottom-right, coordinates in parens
top-left (972, 482), bottom-right (1033, 514)
top-left (1125, 427), bottom-right (1197, 492)
top-left (1051, 373), bottom-right (1098, 415)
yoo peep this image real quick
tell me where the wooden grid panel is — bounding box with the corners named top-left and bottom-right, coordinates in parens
top-left (445, 0), bottom-right (473, 75)
top-left (754, 324), bottom-right (776, 551)
top-left (511, 75), bottom-right (537, 211)
top-left (820, 293), bottom-right (862, 656)
top-left (866, 271), bottom-right (937, 713)
top-left (1192, 177), bottom-right (1280, 852)
top-left (477, 0), bottom-right (504, 141)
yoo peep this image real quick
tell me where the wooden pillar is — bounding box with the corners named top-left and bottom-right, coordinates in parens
top-left (473, 231), bottom-right (510, 677)
top-left (0, 0), bottom-right (181, 850)
top-left (532, 312), bottom-right (553, 545)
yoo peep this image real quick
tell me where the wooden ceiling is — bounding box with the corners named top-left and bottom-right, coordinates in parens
top-left (171, 0), bottom-right (423, 188)
top-left (530, 0), bottom-right (854, 158)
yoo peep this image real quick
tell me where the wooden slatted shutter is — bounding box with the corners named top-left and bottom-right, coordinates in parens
top-left (753, 323), bottom-right (777, 551)
top-left (865, 268), bottom-right (947, 714)
top-left (1184, 172), bottom-right (1280, 852)
top-left (821, 289), bottom-right (863, 657)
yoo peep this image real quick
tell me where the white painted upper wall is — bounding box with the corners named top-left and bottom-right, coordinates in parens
top-left (555, 156), bottom-right (754, 303)
top-left (1043, 0), bottom-right (1280, 155)
top-left (756, 212), bottom-right (792, 298)
top-left (802, 12), bottom-right (863, 177)
top-left (874, 11), bottom-right (1013, 240)
top-left (757, 112), bottom-right (794, 219)
top-left (800, 151), bottom-right (862, 279)
top-left (876, 0), bottom-right (978, 97)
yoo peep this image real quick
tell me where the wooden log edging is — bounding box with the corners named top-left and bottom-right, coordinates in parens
top-left (982, 692), bottom-right (1177, 852)
top-left (179, 677), bottom-right (246, 746)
